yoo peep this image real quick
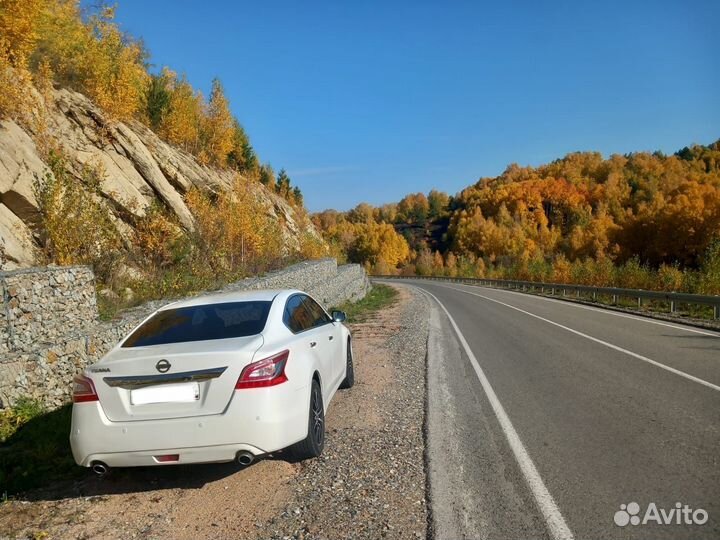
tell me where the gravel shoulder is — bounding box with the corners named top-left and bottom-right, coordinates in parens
top-left (0, 285), bottom-right (429, 540)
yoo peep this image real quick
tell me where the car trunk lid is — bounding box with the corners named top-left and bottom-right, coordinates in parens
top-left (87, 335), bottom-right (263, 422)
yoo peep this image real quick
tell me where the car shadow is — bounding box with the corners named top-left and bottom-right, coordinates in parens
top-left (1, 404), bottom-right (282, 502)
top-left (28, 460), bottom-right (258, 501)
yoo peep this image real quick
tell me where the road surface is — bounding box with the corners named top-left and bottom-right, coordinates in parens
top-left (381, 279), bottom-right (720, 540)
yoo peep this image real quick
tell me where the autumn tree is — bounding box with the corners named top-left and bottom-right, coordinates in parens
top-left (199, 78), bottom-right (234, 166)
top-left (351, 222), bottom-right (410, 268)
top-left (34, 151), bottom-right (122, 279)
top-left (347, 203), bottom-right (375, 224)
top-left (397, 192), bottom-right (430, 225)
top-left (186, 176), bottom-right (283, 274)
top-left (0, 0), bottom-right (43, 66)
top-left (158, 71), bottom-right (203, 153)
top-left (428, 189), bottom-right (450, 219)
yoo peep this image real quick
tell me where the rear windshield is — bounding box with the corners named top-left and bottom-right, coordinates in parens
top-left (122, 301), bottom-right (272, 348)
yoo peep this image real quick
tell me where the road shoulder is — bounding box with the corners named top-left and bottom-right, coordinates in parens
top-left (420, 285), bottom-right (550, 540)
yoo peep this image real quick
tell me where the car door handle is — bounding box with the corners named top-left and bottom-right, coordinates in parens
top-left (328, 335), bottom-right (334, 341)
top-left (310, 341), bottom-right (317, 348)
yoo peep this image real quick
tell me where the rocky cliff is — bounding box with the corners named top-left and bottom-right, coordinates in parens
top-left (0, 87), bottom-right (319, 269)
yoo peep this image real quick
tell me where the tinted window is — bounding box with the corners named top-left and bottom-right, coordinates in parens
top-left (302, 297), bottom-right (331, 328)
top-left (122, 301), bottom-right (272, 347)
top-left (284, 295), bottom-right (315, 333)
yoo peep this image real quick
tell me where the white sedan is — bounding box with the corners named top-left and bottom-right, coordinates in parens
top-left (70, 289), bottom-right (354, 474)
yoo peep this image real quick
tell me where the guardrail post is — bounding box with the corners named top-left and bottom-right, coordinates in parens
top-left (670, 300), bottom-right (676, 313)
top-left (612, 294), bottom-right (617, 305)
top-left (562, 288), bottom-right (566, 297)
top-left (637, 297), bottom-right (642, 309)
top-left (715, 305), bottom-right (719, 320)
top-left (592, 291), bottom-right (597, 302)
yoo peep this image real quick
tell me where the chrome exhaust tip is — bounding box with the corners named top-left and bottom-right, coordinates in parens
top-left (91, 462), bottom-right (109, 476)
top-left (236, 451), bottom-right (255, 466)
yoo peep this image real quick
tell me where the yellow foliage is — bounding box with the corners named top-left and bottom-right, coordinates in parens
top-left (32, 1), bottom-right (148, 120)
top-left (200, 79), bottom-right (235, 166)
top-left (352, 222), bottom-right (410, 268)
top-left (186, 177), bottom-right (284, 275)
top-left (160, 72), bottom-right (204, 153)
top-left (34, 152), bottom-right (122, 277)
top-left (0, 0), bottom-right (43, 66)
top-left (134, 205), bottom-right (184, 269)
top-left (298, 232), bottom-right (328, 260)
top-left (657, 263), bottom-right (683, 291)
top-left (85, 20), bottom-right (149, 120)
top-left (551, 256), bottom-right (571, 283)
top-left (0, 48), bottom-right (35, 122)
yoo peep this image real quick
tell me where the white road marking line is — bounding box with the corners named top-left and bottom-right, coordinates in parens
top-left (441, 284), bottom-right (720, 393)
top-left (450, 282), bottom-right (720, 337)
top-left (417, 286), bottom-right (575, 540)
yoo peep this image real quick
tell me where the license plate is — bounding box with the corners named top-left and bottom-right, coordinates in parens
top-left (131, 382), bottom-right (200, 405)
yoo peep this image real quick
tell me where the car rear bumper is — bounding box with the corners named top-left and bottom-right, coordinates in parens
top-left (79, 442), bottom-right (266, 468)
top-left (70, 384), bottom-right (309, 467)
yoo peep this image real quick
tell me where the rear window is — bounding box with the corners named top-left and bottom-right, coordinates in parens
top-left (122, 301), bottom-right (272, 348)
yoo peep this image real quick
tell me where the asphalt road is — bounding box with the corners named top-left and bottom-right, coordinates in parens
top-left (381, 279), bottom-right (720, 540)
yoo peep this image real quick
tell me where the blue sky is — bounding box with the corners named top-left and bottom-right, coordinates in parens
top-left (105, 0), bottom-right (719, 211)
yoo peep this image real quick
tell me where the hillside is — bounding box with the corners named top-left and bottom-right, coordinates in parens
top-left (0, 86), bottom-right (320, 265)
top-left (313, 142), bottom-right (720, 293)
top-left (0, 0), bottom-right (326, 311)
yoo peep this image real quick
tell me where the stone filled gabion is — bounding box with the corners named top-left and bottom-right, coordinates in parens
top-left (0, 259), bottom-right (370, 409)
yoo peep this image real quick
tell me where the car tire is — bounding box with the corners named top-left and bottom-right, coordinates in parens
top-left (289, 379), bottom-right (325, 460)
top-left (339, 338), bottom-right (354, 389)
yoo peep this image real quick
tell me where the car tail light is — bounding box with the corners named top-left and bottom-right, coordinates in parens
top-left (73, 374), bottom-right (99, 403)
top-left (154, 454), bottom-right (179, 463)
top-left (236, 350), bottom-right (289, 389)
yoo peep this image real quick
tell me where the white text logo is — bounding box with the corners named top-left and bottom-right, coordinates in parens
top-left (614, 502), bottom-right (708, 527)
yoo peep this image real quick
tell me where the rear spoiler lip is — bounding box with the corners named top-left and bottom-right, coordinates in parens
top-left (103, 366), bottom-right (228, 390)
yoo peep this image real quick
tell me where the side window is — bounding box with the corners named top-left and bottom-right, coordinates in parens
top-left (283, 295), bottom-right (314, 333)
top-left (302, 296), bottom-right (331, 328)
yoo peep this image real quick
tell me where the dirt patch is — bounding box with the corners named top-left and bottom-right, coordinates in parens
top-left (0, 458), bottom-right (294, 540)
top-left (0, 285), bottom-right (429, 540)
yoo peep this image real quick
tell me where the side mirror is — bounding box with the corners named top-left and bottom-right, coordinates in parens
top-left (331, 310), bottom-right (347, 323)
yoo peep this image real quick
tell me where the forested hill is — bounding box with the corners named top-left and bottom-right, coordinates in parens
top-left (313, 141), bottom-right (720, 294)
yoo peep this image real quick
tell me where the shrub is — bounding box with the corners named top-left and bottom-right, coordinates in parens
top-left (657, 263), bottom-right (684, 292)
top-left (616, 257), bottom-right (653, 289)
top-left (186, 176), bottom-right (285, 277)
top-left (298, 232), bottom-right (328, 261)
top-left (698, 238), bottom-right (720, 295)
top-left (34, 151), bottom-right (122, 281)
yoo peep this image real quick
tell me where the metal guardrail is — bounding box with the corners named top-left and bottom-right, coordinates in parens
top-left (372, 275), bottom-right (720, 320)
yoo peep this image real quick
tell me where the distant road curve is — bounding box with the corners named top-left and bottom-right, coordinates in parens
top-left (377, 278), bottom-right (720, 540)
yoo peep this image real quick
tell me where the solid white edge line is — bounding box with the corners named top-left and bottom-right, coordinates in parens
top-left (415, 286), bottom-right (575, 540)
top-left (450, 282), bottom-right (720, 337)
top-left (442, 284), bottom-right (720, 393)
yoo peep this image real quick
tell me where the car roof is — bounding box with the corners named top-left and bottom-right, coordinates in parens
top-left (160, 289), bottom-right (301, 311)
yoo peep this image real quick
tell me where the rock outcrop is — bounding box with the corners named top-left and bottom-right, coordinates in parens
top-left (0, 87), bottom-right (319, 269)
